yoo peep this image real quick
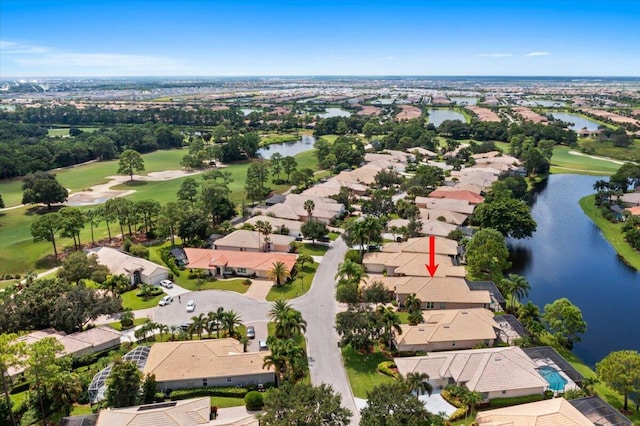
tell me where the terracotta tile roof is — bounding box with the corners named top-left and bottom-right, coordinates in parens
top-left (397, 309), bottom-right (498, 347)
top-left (365, 275), bottom-right (490, 305)
top-left (626, 206), bottom-right (640, 215)
top-left (184, 248), bottom-right (297, 273)
top-left (143, 339), bottom-right (274, 382)
top-left (429, 189), bottom-right (485, 204)
top-left (476, 398), bottom-right (593, 426)
top-left (96, 397), bottom-right (211, 426)
top-left (395, 347), bottom-right (549, 393)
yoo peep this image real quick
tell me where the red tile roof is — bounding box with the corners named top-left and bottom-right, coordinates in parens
top-left (428, 189), bottom-right (485, 204)
top-left (184, 248), bottom-right (297, 273)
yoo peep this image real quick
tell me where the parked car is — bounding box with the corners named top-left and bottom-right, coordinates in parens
top-left (180, 321), bottom-right (193, 331)
top-left (186, 300), bottom-right (196, 312)
top-left (246, 326), bottom-right (255, 339)
top-left (258, 339), bottom-right (268, 351)
top-left (158, 295), bottom-right (173, 306)
top-left (159, 279), bottom-right (174, 289)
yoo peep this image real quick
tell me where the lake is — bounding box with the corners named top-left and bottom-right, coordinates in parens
top-left (257, 134), bottom-right (316, 159)
top-left (508, 174), bottom-right (640, 367)
top-left (318, 107), bottom-right (351, 118)
top-left (550, 112), bottom-right (600, 131)
top-left (426, 109), bottom-right (466, 127)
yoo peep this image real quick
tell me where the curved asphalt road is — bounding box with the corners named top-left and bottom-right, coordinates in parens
top-left (292, 238), bottom-right (360, 424)
top-left (151, 238), bottom-right (359, 424)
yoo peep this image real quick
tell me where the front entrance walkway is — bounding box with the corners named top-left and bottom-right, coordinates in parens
top-left (243, 279), bottom-right (273, 301)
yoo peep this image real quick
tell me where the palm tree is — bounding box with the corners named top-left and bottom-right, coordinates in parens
top-left (335, 259), bottom-right (368, 294)
top-left (295, 254), bottom-right (314, 292)
top-left (505, 274), bottom-right (531, 310)
top-left (268, 261), bottom-right (290, 287)
top-left (279, 309), bottom-right (307, 339)
top-left (268, 300), bottom-right (291, 322)
top-left (191, 313), bottom-right (207, 340)
top-left (101, 274), bottom-right (130, 297)
top-left (222, 310), bottom-right (243, 338)
top-left (343, 216), bottom-right (384, 262)
top-left (518, 301), bottom-right (541, 328)
top-left (407, 310), bottom-right (424, 326)
top-left (401, 372), bottom-right (433, 397)
top-left (377, 305), bottom-right (402, 351)
top-left (157, 324), bottom-right (170, 342)
top-left (262, 340), bottom-right (288, 383)
top-left (581, 376), bottom-right (600, 396)
top-left (304, 199), bottom-right (315, 221)
top-left (255, 220), bottom-right (272, 252)
top-left (593, 179), bottom-right (609, 195)
top-left (208, 307), bottom-right (226, 339)
top-left (460, 388), bottom-right (483, 423)
top-left (238, 335), bottom-right (249, 352)
top-left (404, 293), bottom-right (422, 312)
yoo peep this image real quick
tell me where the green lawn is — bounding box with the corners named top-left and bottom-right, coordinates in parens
top-left (210, 396), bottom-right (246, 408)
top-left (106, 317), bottom-right (150, 331)
top-left (0, 147), bottom-right (320, 275)
top-left (120, 289), bottom-right (165, 310)
top-left (178, 277), bottom-right (249, 293)
top-left (294, 242), bottom-right (329, 256)
top-left (260, 133), bottom-right (300, 146)
top-left (266, 262), bottom-right (318, 301)
top-left (579, 195), bottom-right (640, 270)
top-left (341, 345), bottom-right (394, 399)
top-left (579, 138), bottom-right (640, 164)
top-left (550, 145), bottom-right (622, 175)
top-left (70, 404), bottom-right (94, 416)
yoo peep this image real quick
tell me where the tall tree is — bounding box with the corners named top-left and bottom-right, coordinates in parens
top-left (500, 274), bottom-right (531, 310)
top-left (177, 177), bottom-right (199, 204)
top-left (473, 193), bottom-right (537, 239)
top-left (400, 372), bottom-right (433, 397)
top-left (377, 305), bottom-right (402, 351)
top-left (295, 254), bottom-right (314, 290)
top-left (158, 201), bottom-right (185, 246)
top-left (360, 382), bottom-right (431, 426)
top-left (22, 171), bottom-right (68, 209)
top-left (301, 219), bottom-right (328, 244)
top-left (258, 382), bottom-right (351, 426)
top-left (222, 309), bottom-right (243, 338)
top-left (0, 334), bottom-right (26, 426)
top-left (342, 216), bottom-right (384, 262)
top-left (31, 212), bottom-right (62, 258)
top-left (86, 207), bottom-right (102, 245)
top-left (117, 149), bottom-right (145, 181)
top-left (542, 298), bottom-right (587, 350)
top-left (270, 152), bottom-right (284, 182)
top-left (304, 199), bottom-right (315, 221)
top-left (282, 156), bottom-right (298, 182)
top-left (268, 261), bottom-right (291, 287)
top-left (200, 180), bottom-right (235, 227)
top-left (59, 206), bottom-right (86, 250)
top-left (596, 350), bottom-right (640, 411)
top-left (25, 337), bottom-right (65, 425)
top-left (465, 228), bottom-right (511, 282)
top-left (106, 359), bottom-right (142, 408)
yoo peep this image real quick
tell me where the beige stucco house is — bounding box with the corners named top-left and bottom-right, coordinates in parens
top-left (213, 230), bottom-right (295, 253)
top-left (90, 246), bottom-right (169, 285)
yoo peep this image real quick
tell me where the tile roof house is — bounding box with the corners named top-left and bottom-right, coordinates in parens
top-left (476, 398), bottom-right (593, 426)
top-left (394, 346), bottom-right (549, 401)
top-left (419, 219), bottom-right (459, 237)
top-left (364, 275), bottom-right (491, 310)
top-left (213, 230), bottom-right (295, 253)
top-left (96, 397), bottom-right (214, 426)
top-left (381, 236), bottom-right (459, 256)
top-left (240, 215), bottom-right (303, 237)
top-left (184, 248), bottom-right (297, 279)
top-left (429, 189), bottom-right (485, 204)
top-left (142, 339), bottom-right (275, 392)
top-left (89, 246), bottom-right (169, 286)
top-left (395, 308), bottom-right (499, 353)
top-left (419, 208), bottom-right (469, 225)
top-left (414, 197), bottom-right (477, 215)
top-left (9, 326), bottom-right (122, 378)
top-left (362, 251), bottom-right (466, 278)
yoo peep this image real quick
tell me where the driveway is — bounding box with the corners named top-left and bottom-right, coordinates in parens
top-left (292, 238), bottom-right (360, 424)
top-left (153, 290), bottom-right (272, 326)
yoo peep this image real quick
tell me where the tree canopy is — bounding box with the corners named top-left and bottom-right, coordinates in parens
top-left (542, 297), bottom-right (587, 350)
top-left (22, 171), bottom-right (68, 208)
top-left (596, 350), bottom-right (640, 411)
top-left (117, 149), bottom-right (145, 181)
top-left (465, 228), bottom-right (511, 282)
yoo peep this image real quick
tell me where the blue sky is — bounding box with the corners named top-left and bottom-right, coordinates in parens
top-left (1, 0), bottom-right (639, 77)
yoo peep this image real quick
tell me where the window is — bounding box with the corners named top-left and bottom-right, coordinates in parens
top-left (425, 302), bottom-right (435, 309)
top-left (226, 378), bottom-right (232, 383)
top-left (238, 268), bottom-right (247, 274)
top-left (202, 379), bottom-right (207, 387)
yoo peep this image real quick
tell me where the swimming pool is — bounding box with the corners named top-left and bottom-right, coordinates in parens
top-left (538, 365), bottom-right (568, 392)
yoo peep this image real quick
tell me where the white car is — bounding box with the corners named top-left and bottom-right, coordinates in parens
top-left (186, 300), bottom-right (196, 312)
top-left (159, 279), bottom-right (174, 289)
top-left (158, 295), bottom-right (173, 306)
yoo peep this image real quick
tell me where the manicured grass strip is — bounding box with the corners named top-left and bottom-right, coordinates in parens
top-left (550, 146), bottom-right (620, 175)
top-left (294, 243), bottom-right (329, 256)
top-left (341, 345), bottom-right (394, 399)
top-left (178, 278), bottom-right (249, 293)
top-left (120, 289), bottom-right (165, 310)
top-left (579, 195), bottom-right (640, 270)
top-left (106, 317), bottom-right (150, 331)
top-left (266, 262), bottom-right (318, 301)
top-left (70, 404), bottom-right (94, 416)
top-left (210, 396), bottom-right (246, 408)
top-left (260, 133), bottom-right (300, 146)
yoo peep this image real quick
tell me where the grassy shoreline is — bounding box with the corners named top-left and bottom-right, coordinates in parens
top-left (579, 194), bottom-right (640, 271)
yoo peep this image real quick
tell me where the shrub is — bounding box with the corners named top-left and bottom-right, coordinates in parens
top-left (169, 386), bottom-right (248, 400)
top-left (376, 361), bottom-right (399, 378)
top-left (489, 393), bottom-right (544, 408)
top-left (244, 391), bottom-right (264, 410)
top-left (448, 407), bottom-right (468, 422)
top-left (130, 243), bottom-right (150, 259)
top-left (243, 279), bottom-right (252, 285)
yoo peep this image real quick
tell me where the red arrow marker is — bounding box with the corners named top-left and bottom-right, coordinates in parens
top-left (425, 235), bottom-right (439, 277)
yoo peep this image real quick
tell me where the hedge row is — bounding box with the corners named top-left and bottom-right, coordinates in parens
top-left (169, 386), bottom-right (248, 400)
top-left (159, 247), bottom-right (182, 276)
top-left (489, 393), bottom-right (545, 408)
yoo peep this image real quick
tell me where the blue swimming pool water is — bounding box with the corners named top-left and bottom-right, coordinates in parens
top-left (538, 365), bottom-right (568, 392)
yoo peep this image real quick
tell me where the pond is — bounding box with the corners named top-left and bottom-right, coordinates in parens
top-left (317, 107), bottom-right (351, 118)
top-left (257, 134), bottom-right (316, 159)
top-left (426, 109), bottom-right (466, 127)
top-left (550, 112), bottom-right (601, 131)
top-left (508, 174), bottom-right (640, 367)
